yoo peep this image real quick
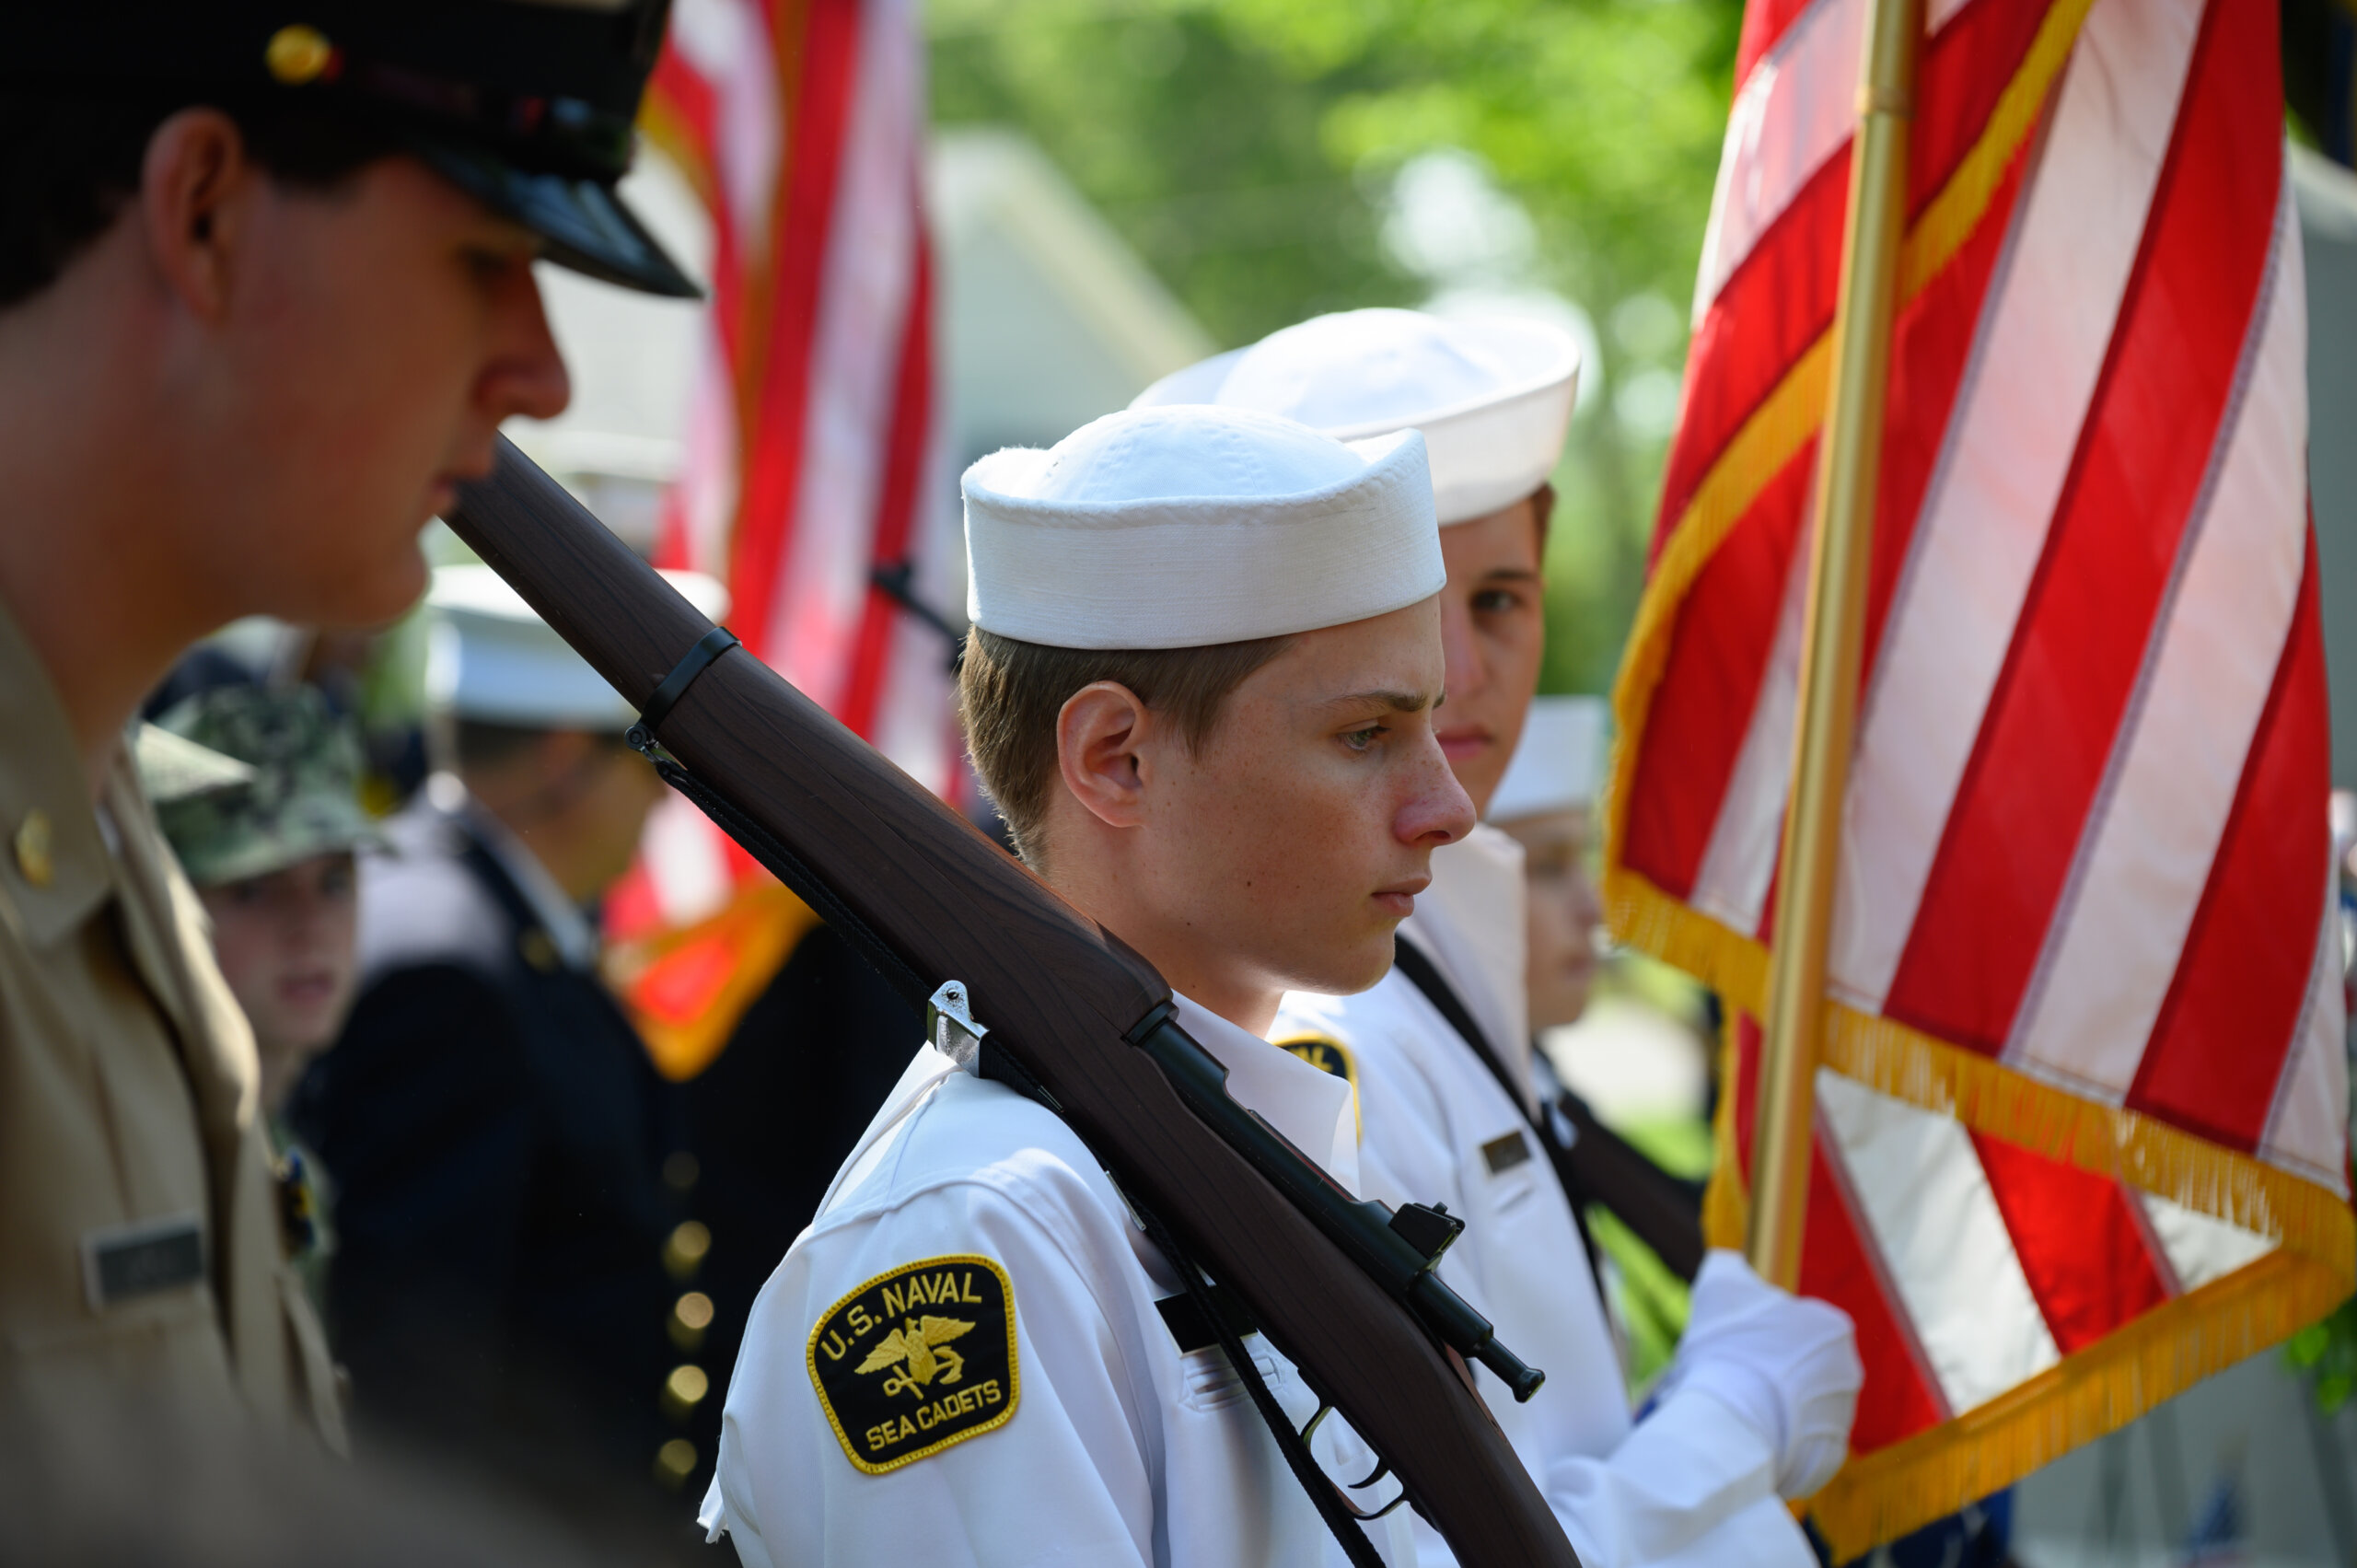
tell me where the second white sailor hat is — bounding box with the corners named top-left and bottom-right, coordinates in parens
top-left (427, 564), bottom-right (731, 730)
top-left (963, 405), bottom-right (1445, 651)
top-left (1487, 695), bottom-right (1608, 823)
top-left (1132, 308), bottom-right (1581, 526)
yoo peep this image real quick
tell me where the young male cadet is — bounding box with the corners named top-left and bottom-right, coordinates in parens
top-left (0, 1), bottom-right (690, 1448)
top-left (702, 404), bottom-right (1476, 1568)
top-left (1142, 309), bottom-right (1863, 1568)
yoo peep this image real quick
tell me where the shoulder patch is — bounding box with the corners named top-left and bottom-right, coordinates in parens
top-left (1273, 1034), bottom-right (1361, 1142)
top-left (807, 1255), bottom-right (1019, 1474)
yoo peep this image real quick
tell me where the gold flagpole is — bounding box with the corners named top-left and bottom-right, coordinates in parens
top-left (1747, 0), bottom-right (1923, 1291)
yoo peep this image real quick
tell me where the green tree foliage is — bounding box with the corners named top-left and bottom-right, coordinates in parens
top-left (928, 0), bottom-right (1743, 692)
top-left (2286, 1294), bottom-right (2356, 1414)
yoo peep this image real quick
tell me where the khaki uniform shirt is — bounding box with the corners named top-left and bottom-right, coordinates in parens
top-left (0, 602), bottom-right (343, 1446)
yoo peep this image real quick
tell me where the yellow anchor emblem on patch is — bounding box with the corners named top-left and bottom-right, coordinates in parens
top-left (857, 1314), bottom-right (976, 1399)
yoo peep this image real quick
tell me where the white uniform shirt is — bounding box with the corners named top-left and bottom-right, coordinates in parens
top-left (1275, 830), bottom-right (1816, 1568)
top-left (702, 994), bottom-right (1415, 1568)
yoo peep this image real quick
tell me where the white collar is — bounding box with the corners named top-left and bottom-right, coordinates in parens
top-left (1170, 993), bottom-right (1362, 1194)
top-left (842, 992), bottom-right (1365, 1202)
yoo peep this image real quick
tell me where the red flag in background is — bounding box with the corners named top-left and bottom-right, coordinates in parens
top-left (1606, 0), bottom-right (2355, 1551)
top-left (608, 0), bottom-right (958, 1075)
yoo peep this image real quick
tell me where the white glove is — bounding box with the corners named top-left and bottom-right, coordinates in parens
top-left (1656, 1249), bottom-right (1862, 1498)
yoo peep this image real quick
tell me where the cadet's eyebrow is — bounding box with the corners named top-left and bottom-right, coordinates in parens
top-left (1318, 689), bottom-right (1434, 716)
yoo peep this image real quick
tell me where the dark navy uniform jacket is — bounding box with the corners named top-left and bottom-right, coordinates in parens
top-left (680, 923), bottom-right (918, 1434)
top-left (292, 794), bottom-right (689, 1539)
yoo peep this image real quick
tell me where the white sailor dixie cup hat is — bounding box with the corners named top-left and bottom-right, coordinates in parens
top-left (427, 563), bottom-right (731, 730)
top-left (962, 405), bottom-right (1446, 651)
top-left (1487, 694), bottom-right (1609, 824)
top-left (1132, 308), bottom-right (1582, 527)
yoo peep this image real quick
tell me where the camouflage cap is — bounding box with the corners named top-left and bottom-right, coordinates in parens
top-left (147, 686), bottom-right (381, 888)
top-left (134, 723), bottom-right (258, 808)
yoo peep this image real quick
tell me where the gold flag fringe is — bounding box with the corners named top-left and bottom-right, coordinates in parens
top-left (1697, 1018), bottom-right (2356, 1558)
top-left (1701, 1002), bottom-right (1755, 1249)
top-left (1819, 1005), bottom-right (2356, 1277)
top-left (1806, 1249), bottom-right (2353, 1558)
top-left (1628, 868), bottom-right (2354, 1273)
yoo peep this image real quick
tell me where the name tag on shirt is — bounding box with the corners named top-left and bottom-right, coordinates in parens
top-left (1481, 1131), bottom-right (1533, 1177)
top-left (81, 1214), bottom-right (205, 1311)
top-left (1155, 1282), bottom-right (1259, 1354)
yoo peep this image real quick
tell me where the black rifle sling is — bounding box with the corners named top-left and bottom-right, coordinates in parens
top-left (1390, 941), bottom-right (1706, 1282)
top-left (1389, 939), bottom-right (1605, 1280)
top-left (979, 1035), bottom-right (1394, 1568)
top-left (1130, 1192), bottom-right (1395, 1568)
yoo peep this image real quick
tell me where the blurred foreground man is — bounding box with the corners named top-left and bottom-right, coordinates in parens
top-left (1147, 309), bottom-right (1862, 1567)
top-left (0, 1), bottom-right (690, 1450)
top-left (296, 566), bottom-right (726, 1544)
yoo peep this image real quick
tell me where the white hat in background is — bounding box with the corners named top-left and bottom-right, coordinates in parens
top-left (1487, 695), bottom-right (1608, 823)
top-left (1131, 308), bottom-right (1581, 526)
top-left (426, 564), bottom-right (732, 730)
top-left (962, 405), bottom-right (1445, 651)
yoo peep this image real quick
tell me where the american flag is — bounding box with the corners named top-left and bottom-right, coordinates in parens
top-left (603, 0), bottom-right (959, 1066)
top-left (1604, 0), bottom-right (2356, 1551)
top-left (644, 0), bottom-right (960, 802)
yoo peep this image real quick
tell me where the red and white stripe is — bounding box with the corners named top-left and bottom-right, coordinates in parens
top-left (651, 0), bottom-right (959, 801)
top-left (1618, 0), bottom-right (2349, 1513)
top-left (1631, 0), bottom-right (2342, 1184)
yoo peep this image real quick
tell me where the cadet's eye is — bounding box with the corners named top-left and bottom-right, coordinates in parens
top-left (1473, 587), bottom-right (1526, 616)
top-left (1340, 724), bottom-right (1386, 753)
top-left (462, 243), bottom-right (534, 288)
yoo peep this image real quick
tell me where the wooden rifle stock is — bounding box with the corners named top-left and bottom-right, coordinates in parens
top-left (443, 437), bottom-right (1580, 1568)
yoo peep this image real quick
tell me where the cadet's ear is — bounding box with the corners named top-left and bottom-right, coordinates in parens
top-left (138, 108), bottom-right (258, 322)
top-left (1055, 680), bottom-right (1155, 831)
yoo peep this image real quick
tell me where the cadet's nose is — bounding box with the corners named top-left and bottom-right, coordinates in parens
top-left (1397, 737), bottom-right (1478, 849)
top-left (482, 269), bottom-right (573, 424)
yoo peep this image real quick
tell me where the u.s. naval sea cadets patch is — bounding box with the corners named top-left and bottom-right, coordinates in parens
top-left (807, 1255), bottom-right (1019, 1474)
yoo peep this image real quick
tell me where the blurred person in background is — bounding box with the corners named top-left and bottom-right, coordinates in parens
top-left (1491, 694), bottom-right (1709, 1388)
top-left (147, 684), bottom-right (378, 1119)
top-left (0, 0), bottom-right (692, 1464)
top-left (290, 565), bottom-right (726, 1552)
top-left (609, 877), bottom-right (923, 1473)
top-left (145, 619), bottom-right (435, 815)
top-left (1488, 695), bottom-right (1608, 1036)
top-left (142, 683), bottom-right (381, 1309)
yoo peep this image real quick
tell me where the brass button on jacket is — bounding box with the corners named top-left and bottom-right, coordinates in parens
top-left (13, 808), bottom-right (52, 887)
